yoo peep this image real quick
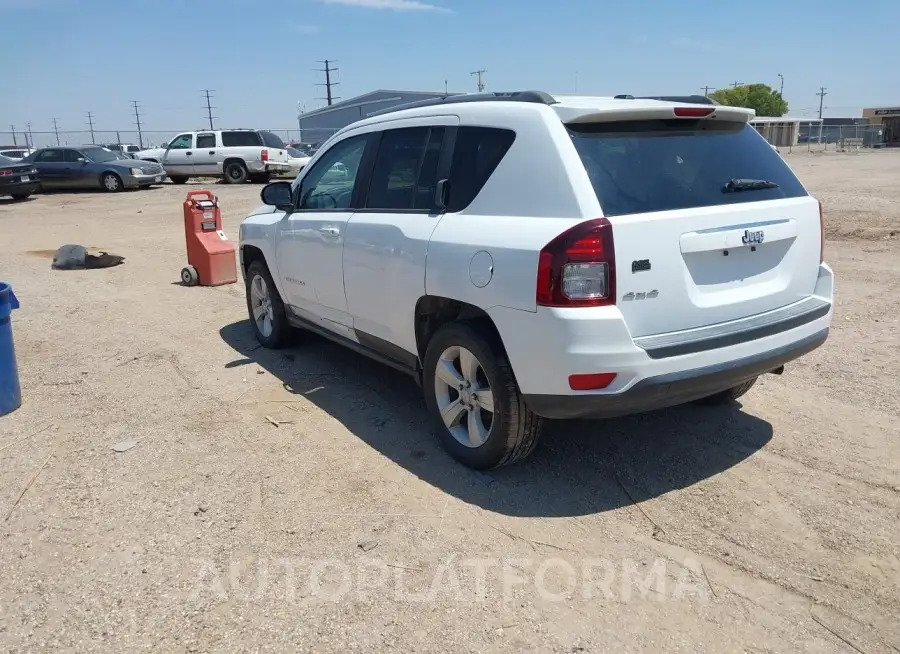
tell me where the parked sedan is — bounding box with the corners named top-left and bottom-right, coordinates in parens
top-left (0, 154), bottom-right (40, 200)
top-left (22, 146), bottom-right (166, 192)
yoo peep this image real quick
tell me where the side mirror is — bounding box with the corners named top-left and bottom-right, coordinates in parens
top-left (261, 181), bottom-right (294, 212)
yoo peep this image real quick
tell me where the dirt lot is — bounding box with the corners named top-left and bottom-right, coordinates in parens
top-left (0, 150), bottom-right (898, 653)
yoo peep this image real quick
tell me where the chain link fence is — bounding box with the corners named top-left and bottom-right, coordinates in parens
top-left (788, 124), bottom-right (886, 153)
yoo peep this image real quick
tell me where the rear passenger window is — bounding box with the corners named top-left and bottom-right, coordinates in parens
top-left (366, 127), bottom-right (445, 211)
top-left (221, 131), bottom-right (262, 147)
top-left (446, 127), bottom-right (515, 213)
top-left (196, 133), bottom-right (216, 148)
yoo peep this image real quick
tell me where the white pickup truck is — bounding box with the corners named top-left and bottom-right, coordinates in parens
top-left (135, 129), bottom-right (291, 184)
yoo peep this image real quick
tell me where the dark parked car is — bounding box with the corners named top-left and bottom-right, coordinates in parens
top-left (0, 154), bottom-right (40, 200)
top-left (22, 146), bottom-right (166, 192)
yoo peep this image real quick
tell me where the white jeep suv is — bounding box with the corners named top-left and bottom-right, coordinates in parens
top-left (238, 91), bottom-right (834, 469)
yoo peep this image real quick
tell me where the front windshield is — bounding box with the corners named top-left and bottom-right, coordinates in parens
top-left (83, 147), bottom-right (120, 163)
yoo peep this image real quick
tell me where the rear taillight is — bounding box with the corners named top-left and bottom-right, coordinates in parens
top-left (536, 218), bottom-right (616, 307)
top-left (0, 170), bottom-right (12, 176)
top-left (818, 200), bottom-right (824, 263)
top-left (673, 107), bottom-right (715, 117)
top-left (261, 148), bottom-right (269, 162)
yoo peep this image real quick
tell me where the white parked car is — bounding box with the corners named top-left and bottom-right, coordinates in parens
top-left (285, 146), bottom-right (311, 175)
top-left (238, 91), bottom-right (834, 469)
top-left (135, 129), bottom-right (290, 184)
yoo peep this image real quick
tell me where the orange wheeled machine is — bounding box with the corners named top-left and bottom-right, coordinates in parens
top-left (180, 190), bottom-right (238, 287)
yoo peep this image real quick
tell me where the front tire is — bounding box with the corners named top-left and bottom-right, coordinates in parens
top-left (695, 377), bottom-right (758, 405)
top-left (224, 161), bottom-right (248, 184)
top-left (101, 172), bottom-right (123, 192)
top-left (245, 261), bottom-right (291, 348)
top-left (423, 322), bottom-right (543, 469)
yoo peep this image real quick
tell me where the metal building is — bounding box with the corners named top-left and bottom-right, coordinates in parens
top-left (296, 89), bottom-right (460, 146)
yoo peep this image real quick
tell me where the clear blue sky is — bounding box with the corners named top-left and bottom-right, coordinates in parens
top-left (2, 0), bottom-right (899, 140)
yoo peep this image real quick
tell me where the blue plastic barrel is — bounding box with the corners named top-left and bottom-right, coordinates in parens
top-left (0, 282), bottom-right (22, 417)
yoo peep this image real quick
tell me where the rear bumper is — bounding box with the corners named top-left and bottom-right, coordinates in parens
top-left (523, 328), bottom-right (828, 419)
top-left (1, 180), bottom-right (40, 196)
top-left (246, 161), bottom-right (291, 174)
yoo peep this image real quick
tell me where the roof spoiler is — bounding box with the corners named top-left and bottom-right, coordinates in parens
top-left (367, 90), bottom-right (558, 118)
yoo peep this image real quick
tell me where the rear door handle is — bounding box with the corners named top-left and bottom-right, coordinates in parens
top-left (319, 226), bottom-right (340, 237)
top-left (185, 151), bottom-right (192, 156)
top-left (208, 150), bottom-right (215, 155)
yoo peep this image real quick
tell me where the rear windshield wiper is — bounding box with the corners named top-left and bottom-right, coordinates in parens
top-left (722, 178), bottom-right (780, 193)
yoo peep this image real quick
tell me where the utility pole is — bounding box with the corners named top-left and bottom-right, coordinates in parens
top-left (701, 85), bottom-right (715, 97)
top-left (26, 122), bottom-right (33, 149)
top-left (315, 60), bottom-right (340, 106)
top-left (470, 69), bottom-right (486, 92)
top-left (9, 125), bottom-right (16, 146)
top-left (444, 79), bottom-right (448, 95)
top-left (202, 89), bottom-right (216, 130)
top-left (730, 81), bottom-right (744, 88)
top-left (131, 100), bottom-right (144, 149)
top-left (52, 118), bottom-right (60, 145)
top-left (86, 112), bottom-right (96, 143)
top-left (816, 87), bottom-right (828, 119)
top-left (777, 73), bottom-right (784, 96)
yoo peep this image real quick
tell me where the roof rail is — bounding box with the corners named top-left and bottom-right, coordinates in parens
top-left (368, 90), bottom-right (558, 118)
top-left (616, 94), bottom-right (718, 106)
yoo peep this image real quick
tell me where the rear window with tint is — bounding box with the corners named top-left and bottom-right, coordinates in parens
top-left (447, 127), bottom-right (515, 212)
top-left (569, 121), bottom-right (807, 217)
top-left (221, 131), bottom-right (262, 147)
top-left (259, 131), bottom-right (286, 148)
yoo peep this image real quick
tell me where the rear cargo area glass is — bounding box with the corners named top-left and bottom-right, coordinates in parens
top-left (568, 121), bottom-right (807, 217)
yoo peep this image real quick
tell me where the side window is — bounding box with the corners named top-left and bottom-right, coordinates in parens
top-left (366, 127), bottom-right (445, 211)
top-left (196, 133), bottom-right (216, 148)
top-left (447, 127), bottom-right (516, 213)
top-left (37, 149), bottom-right (62, 162)
top-left (63, 150), bottom-right (83, 163)
top-left (298, 135), bottom-right (369, 211)
top-left (168, 134), bottom-right (193, 150)
top-left (221, 131), bottom-right (262, 147)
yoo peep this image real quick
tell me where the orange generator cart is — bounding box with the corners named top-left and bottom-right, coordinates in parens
top-left (181, 190), bottom-right (238, 287)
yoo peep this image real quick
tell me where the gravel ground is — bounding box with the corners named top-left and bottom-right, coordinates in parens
top-left (0, 150), bottom-right (898, 653)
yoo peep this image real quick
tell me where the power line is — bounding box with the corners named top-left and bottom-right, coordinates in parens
top-left (52, 118), bottom-right (60, 146)
top-left (315, 60), bottom-right (340, 106)
top-left (202, 89), bottom-right (216, 130)
top-left (816, 87), bottom-right (828, 119)
top-left (131, 100), bottom-right (144, 149)
top-left (86, 112), bottom-right (96, 144)
top-left (470, 69), bottom-right (486, 92)
top-left (701, 85), bottom-right (715, 97)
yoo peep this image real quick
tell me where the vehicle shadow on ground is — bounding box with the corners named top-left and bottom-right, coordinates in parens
top-left (220, 320), bottom-right (773, 518)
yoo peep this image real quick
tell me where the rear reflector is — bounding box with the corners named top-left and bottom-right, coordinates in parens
top-left (673, 107), bottom-right (715, 117)
top-left (568, 373), bottom-right (617, 391)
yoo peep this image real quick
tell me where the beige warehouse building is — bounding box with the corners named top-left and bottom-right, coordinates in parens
top-left (862, 106), bottom-right (900, 146)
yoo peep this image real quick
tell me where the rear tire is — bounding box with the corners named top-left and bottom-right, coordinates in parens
top-left (11, 193), bottom-right (31, 201)
top-left (245, 260), bottom-right (291, 348)
top-left (170, 176), bottom-right (189, 185)
top-left (423, 322), bottom-right (543, 469)
top-left (695, 377), bottom-right (758, 405)
top-left (224, 161), bottom-right (248, 184)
